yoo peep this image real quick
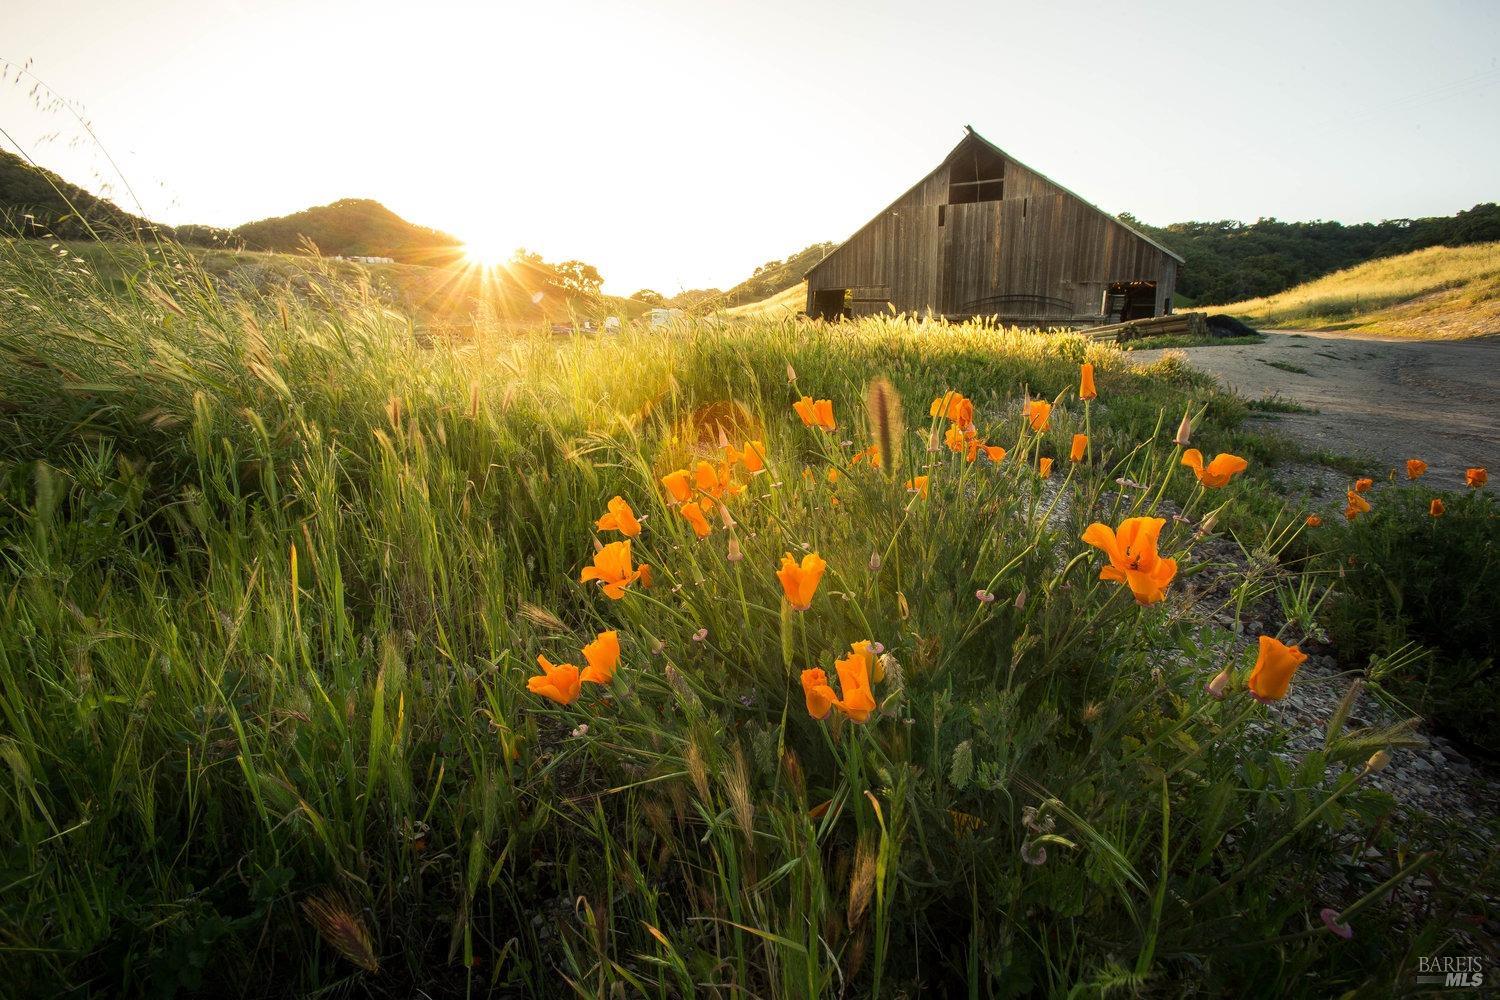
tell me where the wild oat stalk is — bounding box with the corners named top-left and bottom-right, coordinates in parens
top-left (864, 376), bottom-right (903, 477)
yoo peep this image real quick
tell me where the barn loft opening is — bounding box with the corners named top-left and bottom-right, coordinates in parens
top-left (948, 142), bottom-right (1005, 204)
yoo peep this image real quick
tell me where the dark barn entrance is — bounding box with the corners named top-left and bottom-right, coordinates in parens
top-left (809, 287), bottom-right (851, 320)
top-left (1104, 280), bottom-right (1158, 323)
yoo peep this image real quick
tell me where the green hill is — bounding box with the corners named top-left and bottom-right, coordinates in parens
top-left (232, 198), bottom-right (464, 265)
top-left (1215, 241), bottom-right (1500, 339)
top-left (1129, 204), bottom-right (1500, 305)
top-left (673, 242), bottom-right (834, 311)
top-left (0, 148), bottom-right (234, 245)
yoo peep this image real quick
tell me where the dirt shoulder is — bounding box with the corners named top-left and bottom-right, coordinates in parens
top-left (1130, 330), bottom-right (1500, 481)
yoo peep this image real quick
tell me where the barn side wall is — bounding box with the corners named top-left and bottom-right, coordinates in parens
top-left (807, 141), bottom-right (1178, 324)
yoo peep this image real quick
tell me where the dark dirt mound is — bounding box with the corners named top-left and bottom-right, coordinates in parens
top-left (1206, 314), bottom-right (1261, 338)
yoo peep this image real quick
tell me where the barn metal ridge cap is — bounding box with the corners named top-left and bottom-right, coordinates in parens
top-left (804, 127), bottom-right (1186, 279)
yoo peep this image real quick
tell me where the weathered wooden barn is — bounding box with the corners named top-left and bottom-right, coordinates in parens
top-left (805, 127), bottom-right (1184, 325)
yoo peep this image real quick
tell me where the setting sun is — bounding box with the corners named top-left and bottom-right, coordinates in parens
top-left (462, 237), bottom-right (512, 268)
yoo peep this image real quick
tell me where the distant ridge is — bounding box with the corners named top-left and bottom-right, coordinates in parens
top-left (0, 151), bottom-right (461, 263)
top-left (233, 198), bottom-right (464, 265)
top-left (0, 147), bottom-right (233, 244)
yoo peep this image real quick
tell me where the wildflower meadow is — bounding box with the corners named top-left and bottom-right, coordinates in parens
top-left (0, 238), bottom-right (1493, 996)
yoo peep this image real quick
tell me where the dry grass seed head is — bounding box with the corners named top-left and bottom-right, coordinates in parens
top-left (846, 834), bottom-right (879, 928)
top-left (724, 743), bottom-right (756, 849)
top-left (300, 890), bottom-right (379, 973)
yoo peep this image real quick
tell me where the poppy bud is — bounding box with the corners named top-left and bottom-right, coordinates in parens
top-left (1364, 750), bottom-right (1391, 775)
top-left (1319, 907), bottom-right (1353, 940)
top-left (868, 550), bottom-right (882, 572)
top-left (1014, 588), bottom-right (1027, 610)
top-left (975, 589), bottom-right (995, 603)
top-left (1173, 410), bottom-right (1193, 447)
top-left (786, 363), bottom-right (797, 384)
top-left (726, 536), bottom-right (743, 563)
top-left (1205, 668), bottom-right (1231, 700)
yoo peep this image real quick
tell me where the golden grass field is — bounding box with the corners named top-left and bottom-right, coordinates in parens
top-left (1217, 242), bottom-right (1500, 340)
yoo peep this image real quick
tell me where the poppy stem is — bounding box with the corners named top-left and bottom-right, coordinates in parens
top-left (1191, 766), bottom-right (1368, 910)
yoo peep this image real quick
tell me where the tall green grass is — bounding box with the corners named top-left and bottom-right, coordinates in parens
top-left (0, 235), bottom-right (1471, 995)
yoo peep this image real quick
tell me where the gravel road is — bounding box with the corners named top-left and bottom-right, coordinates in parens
top-left (1130, 331), bottom-right (1500, 483)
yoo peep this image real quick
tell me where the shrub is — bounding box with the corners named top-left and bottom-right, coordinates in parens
top-left (1320, 484), bottom-right (1499, 752)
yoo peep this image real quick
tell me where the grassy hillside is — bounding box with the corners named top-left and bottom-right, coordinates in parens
top-left (233, 198), bottom-right (464, 264)
top-left (1, 232), bottom-right (1484, 996)
top-left (676, 243), bottom-right (833, 311)
top-left (1216, 241), bottom-right (1500, 339)
top-left (0, 148), bottom-right (233, 246)
top-left (724, 279), bottom-right (806, 317)
top-left (53, 240), bottom-right (650, 333)
top-left (1130, 204), bottom-right (1500, 305)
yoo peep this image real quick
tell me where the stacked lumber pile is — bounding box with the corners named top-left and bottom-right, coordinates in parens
top-left (1085, 312), bottom-right (1208, 342)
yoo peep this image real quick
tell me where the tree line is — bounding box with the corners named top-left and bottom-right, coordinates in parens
top-left (1127, 203), bottom-right (1500, 304)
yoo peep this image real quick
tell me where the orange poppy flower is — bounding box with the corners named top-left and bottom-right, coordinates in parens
top-left (1181, 449), bottom-right (1249, 489)
top-left (832, 647), bottom-right (878, 723)
top-left (800, 668), bottom-right (837, 720)
top-left (944, 424), bottom-right (985, 462)
top-left (1039, 457), bottom-right (1054, 478)
top-left (740, 440), bottom-right (767, 473)
top-left (982, 444), bottom-right (1006, 462)
top-left (581, 630), bottom-right (620, 685)
top-left (1026, 400), bottom-right (1052, 432)
top-left (848, 639), bottom-right (885, 682)
top-left (1344, 490), bottom-right (1372, 521)
top-left (1247, 635), bottom-right (1307, 703)
top-left (580, 541), bottom-right (642, 599)
top-left (776, 551), bottom-right (826, 611)
top-left (661, 469), bottom-right (691, 504)
top-left (1353, 478), bottom-right (1373, 494)
top-left (1079, 363), bottom-right (1097, 401)
top-left (1406, 458), bottom-right (1427, 480)
top-left (930, 391), bottom-right (975, 428)
top-left (595, 496), bottom-right (641, 537)
top-left (851, 443), bottom-right (881, 466)
top-left (826, 467), bottom-right (841, 484)
top-left (905, 475), bottom-right (930, 498)
top-left (528, 655), bottom-right (582, 705)
top-left (694, 460), bottom-right (722, 494)
top-left (638, 563), bottom-right (653, 588)
top-left (794, 396), bottom-right (836, 430)
top-left (1465, 467), bottom-right (1487, 488)
top-left (1081, 516), bottom-right (1178, 605)
top-left (1305, 514), bottom-right (1322, 527)
top-left (1070, 433), bottom-right (1087, 462)
top-left (679, 503), bottom-right (712, 538)
top-left (1429, 498), bottom-right (1445, 518)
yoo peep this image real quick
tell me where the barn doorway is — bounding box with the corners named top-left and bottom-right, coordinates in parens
top-left (1103, 281), bottom-right (1157, 323)
top-left (809, 288), bottom-right (852, 321)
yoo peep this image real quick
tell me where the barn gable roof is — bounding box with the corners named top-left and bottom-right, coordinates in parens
top-left (806, 126), bottom-right (1185, 279)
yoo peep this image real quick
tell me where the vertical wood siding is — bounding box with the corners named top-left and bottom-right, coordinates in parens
top-left (807, 134), bottom-right (1179, 323)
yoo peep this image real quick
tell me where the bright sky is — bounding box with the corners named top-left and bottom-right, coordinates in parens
top-left (2, 0), bottom-right (1497, 295)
